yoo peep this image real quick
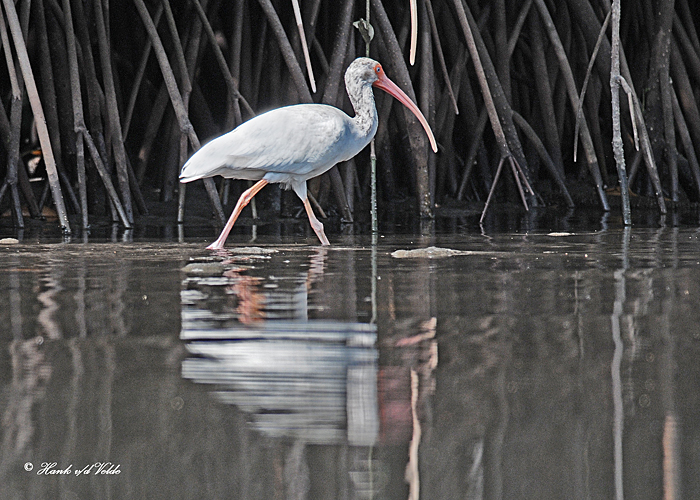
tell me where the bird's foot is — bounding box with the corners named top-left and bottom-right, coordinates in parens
top-left (315, 230), bottom-right (330, 246)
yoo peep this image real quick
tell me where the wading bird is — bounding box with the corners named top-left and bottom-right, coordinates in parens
top-left (179, 57), bottom-right (437, 249)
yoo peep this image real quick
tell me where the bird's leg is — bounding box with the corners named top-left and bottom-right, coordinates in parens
top-left (303, 197), bottom-right (330, 246)
top-left (207, 179), bottom-right (268, 250)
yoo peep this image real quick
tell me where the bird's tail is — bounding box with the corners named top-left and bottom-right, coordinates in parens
top-left (178, 163), bottom-right (198, 183)
top-left (179, 143), bottom-right (224, 183)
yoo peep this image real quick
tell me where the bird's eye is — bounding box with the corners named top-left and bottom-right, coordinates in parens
top-left (375, 65), bottom-right (382, 74)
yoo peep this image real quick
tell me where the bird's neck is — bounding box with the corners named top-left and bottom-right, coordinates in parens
top-left (349, 84), bottom-right (379, 140)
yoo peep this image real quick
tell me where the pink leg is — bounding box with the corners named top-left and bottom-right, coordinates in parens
top-left (207, 179), bottom-right (268, 250)
top-left (303, 197), bottom-right (330, 246)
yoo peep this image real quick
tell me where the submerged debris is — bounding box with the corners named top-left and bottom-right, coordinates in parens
top-left (181, 262), bottom-right (226, 276)
top-left (391, 246), bottom-right (474, 259)
top-left (228, 247), bottom-right (278, 255)
top-left (182, 247), bottom-right (279, 275)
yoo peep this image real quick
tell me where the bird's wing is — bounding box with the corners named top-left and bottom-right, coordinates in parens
top-left (180, 104), bottom-right (353, 184)
top-left (223, 105), bottom-right (351, 176)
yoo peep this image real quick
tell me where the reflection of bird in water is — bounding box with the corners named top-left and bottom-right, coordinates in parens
top-left (222, 248), bottom-right (327, 324)
top-left (180, 247), bottom-right (377, 446)
top-left (223, 268), bottom-right (265, 325)
top-left (179, 57), bottom-right (437, 249)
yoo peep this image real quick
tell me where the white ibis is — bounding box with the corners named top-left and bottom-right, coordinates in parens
top-left (179, 57), bottom-right (437, 249)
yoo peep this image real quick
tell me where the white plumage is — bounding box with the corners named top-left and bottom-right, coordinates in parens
top-left (180, 57), bottom-right (437, 249)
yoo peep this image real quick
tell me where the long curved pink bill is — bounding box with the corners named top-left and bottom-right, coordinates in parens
top-left (373, 76), bottom-right (438, 153)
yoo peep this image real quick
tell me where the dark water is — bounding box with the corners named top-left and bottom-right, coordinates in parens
top-left (1, 224), bottom-right (699, 499)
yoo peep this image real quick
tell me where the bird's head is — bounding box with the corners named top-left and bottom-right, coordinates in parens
top-left (345, 57), bottom-right (383, 90)
top-left (345, 57), bottom-right (438, 153)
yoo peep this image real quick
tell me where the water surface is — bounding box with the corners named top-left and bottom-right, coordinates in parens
top-left (1, 226), bottom-right (699, 499)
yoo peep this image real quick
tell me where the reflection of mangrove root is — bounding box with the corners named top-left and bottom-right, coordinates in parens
top-left (385, 317), bottom-right (438, 498)
top-left (405, 368), bottom-right (421, 500)
top-left (0, 339), bottom-right (51, 470)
